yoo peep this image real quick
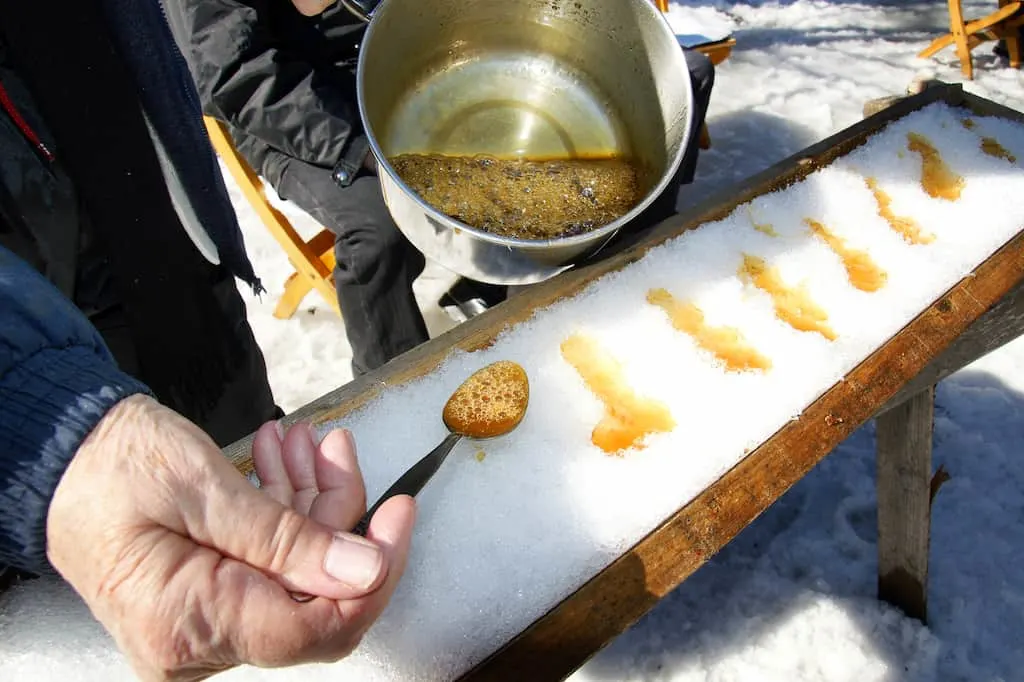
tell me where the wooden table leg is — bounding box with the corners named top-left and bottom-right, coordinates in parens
top-left (876, 385), bottom-right (935, 622)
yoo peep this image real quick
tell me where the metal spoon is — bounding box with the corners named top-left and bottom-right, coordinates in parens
top-left (289, 360), bottom-right (529, 602)
top-left (352, 359), bottom-right (530, 534)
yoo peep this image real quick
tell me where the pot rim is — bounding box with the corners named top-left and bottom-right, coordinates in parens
top-left (356, 0), bottom-right (694, 251)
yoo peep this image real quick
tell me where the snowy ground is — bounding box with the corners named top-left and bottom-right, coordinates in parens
top-left (4, 1), bottom-right (1024, 680)
top-left (234, 2), bottom-right (1024, 680)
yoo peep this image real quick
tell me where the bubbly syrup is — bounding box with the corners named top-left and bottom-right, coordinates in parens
top-left (739, 254), bottom-right (838, 341)
top-left (804, 218), bottom-right (888, 292)
top-left (907, 132), bottom-right (964, 201)
top-left (646, 288), bottom-right (772, 372)
top-left (560, 333), bottom-right (675, 454)
top-left (442, 360), bottom-right (530, 439)
top-left (389, 153), bottom-right (647, 240)
top-left (864, 177), bottom-right (934, 245)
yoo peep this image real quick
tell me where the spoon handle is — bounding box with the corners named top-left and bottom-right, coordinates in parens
top-left (287, 431), bottom-right (464, 603)
top-left (351, 431), bottom-right (464, 537)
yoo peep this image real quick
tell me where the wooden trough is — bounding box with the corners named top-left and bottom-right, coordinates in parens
top-left (224, 83), bottom-right (1024, 681)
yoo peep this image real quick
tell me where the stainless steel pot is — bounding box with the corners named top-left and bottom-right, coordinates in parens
top-left (341, 0), bottom-right (693, 285)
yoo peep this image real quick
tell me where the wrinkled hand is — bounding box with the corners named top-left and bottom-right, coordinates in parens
top-left (47, 394), bottom-right (415, 681)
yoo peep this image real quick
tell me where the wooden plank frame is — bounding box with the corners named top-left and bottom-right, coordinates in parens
top-left (223, 83), bottom-right (1024, 681)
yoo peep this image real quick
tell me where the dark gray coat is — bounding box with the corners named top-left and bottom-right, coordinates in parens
top-left (161, 0), bottom-right (371, 187)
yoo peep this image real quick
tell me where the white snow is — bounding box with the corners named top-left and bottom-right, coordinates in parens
top-left (3, 1), bottom-right (1024, 681)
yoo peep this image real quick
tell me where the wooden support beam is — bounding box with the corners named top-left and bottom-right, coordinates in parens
top-left (876, 385), bottom-right (936, 623)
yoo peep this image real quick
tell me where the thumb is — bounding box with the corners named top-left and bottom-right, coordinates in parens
top-left (185, 453), bottom-right (392, 601)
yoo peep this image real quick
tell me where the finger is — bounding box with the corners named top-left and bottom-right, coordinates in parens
top-left (251, 421), bottom-right (293, 506)
top-left (314, 428), bottom-right (363, 491)
top-left (365, 495), bottom-right (415, 585)
top-left (282, 422), bottom-right (320, 515)
top-left (212, 496), bottom-right (414, 668)
top-left (168, 544), bottom-right (363, 669)
top-left (308, 429), bottom-right (367, 531)
top-left (188, 461), bottom-right (393, 600)
top-left (335, 495), bottom-right (417, 639)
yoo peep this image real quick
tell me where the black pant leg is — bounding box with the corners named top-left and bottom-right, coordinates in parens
top-left (271, 157), bottom-right (430, 375)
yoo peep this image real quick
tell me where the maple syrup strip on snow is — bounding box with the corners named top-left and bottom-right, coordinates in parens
top-left (748, 207), bottom-right (779, 237)
top-left (907, 132), bottom-right (965, 201)
top-left (981, 138), bottom-right (1017, 163)
top-left (560, 334), bottom-right (675, 455)
top-left (961, 118), bottom-right (1018, 163)
top-left (646, 288), bottom-right (772, 372)
top-left (739, 254), bottom-right (838, 341)
top-left (864, 177), bottom-right (934, 245)
top-left (804, 218), bottom-right (888, 292)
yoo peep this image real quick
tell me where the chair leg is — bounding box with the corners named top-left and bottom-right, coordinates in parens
top-left (1007, 32), bottom-right (1022, 68)
top-left (274, 272), bottom-right (314, 320)
top-left (956, 36), bottom-right (974, 79)
top-left (948, 0), bottom-right (975, 79)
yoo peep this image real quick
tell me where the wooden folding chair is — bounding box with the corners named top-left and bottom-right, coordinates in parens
top-left (203, 116), bottom-right (341, 320)
top-left (919, 0), bottom-right (1023, 80)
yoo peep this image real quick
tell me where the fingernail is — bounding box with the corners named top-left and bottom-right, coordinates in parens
top-left (324, 533), bottom-right (384, 589)
top-left (305, 421), bottom-right (321, 444)
top-left (304, 421), bottom-right (322, 445)
top-left (274, 420), bottom-right (286, 440)
top-left (342, 428), bottom-right (357, 456)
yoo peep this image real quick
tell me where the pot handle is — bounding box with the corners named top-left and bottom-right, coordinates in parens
top-left (338, 0), bottom-right (379, 22)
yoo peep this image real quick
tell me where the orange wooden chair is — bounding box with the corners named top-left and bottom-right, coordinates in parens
top-left (203, 116), bottom-right (341, 319)
top-left (919, 0), bottom-right (1023, 80)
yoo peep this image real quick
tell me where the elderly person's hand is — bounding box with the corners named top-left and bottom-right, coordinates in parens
top-left (46, 394), bottom-right (415, 681)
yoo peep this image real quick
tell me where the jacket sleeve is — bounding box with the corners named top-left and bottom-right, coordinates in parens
top-left (161, 0), bottom-right (369, 176)
top-left (0, 245), bottom-right (151, 575)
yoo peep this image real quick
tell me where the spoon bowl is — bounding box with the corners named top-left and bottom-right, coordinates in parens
top-left (442, 360), bottom-right (530, 439)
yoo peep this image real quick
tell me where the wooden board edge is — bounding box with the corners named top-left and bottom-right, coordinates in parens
top-left (457, 229), bottom-right (1024, 681)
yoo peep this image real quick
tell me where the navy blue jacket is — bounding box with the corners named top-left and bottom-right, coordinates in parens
top-left (0, 245), bottom-right (151, 573)
top-left (0, 0), bottom-right (258, 575)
